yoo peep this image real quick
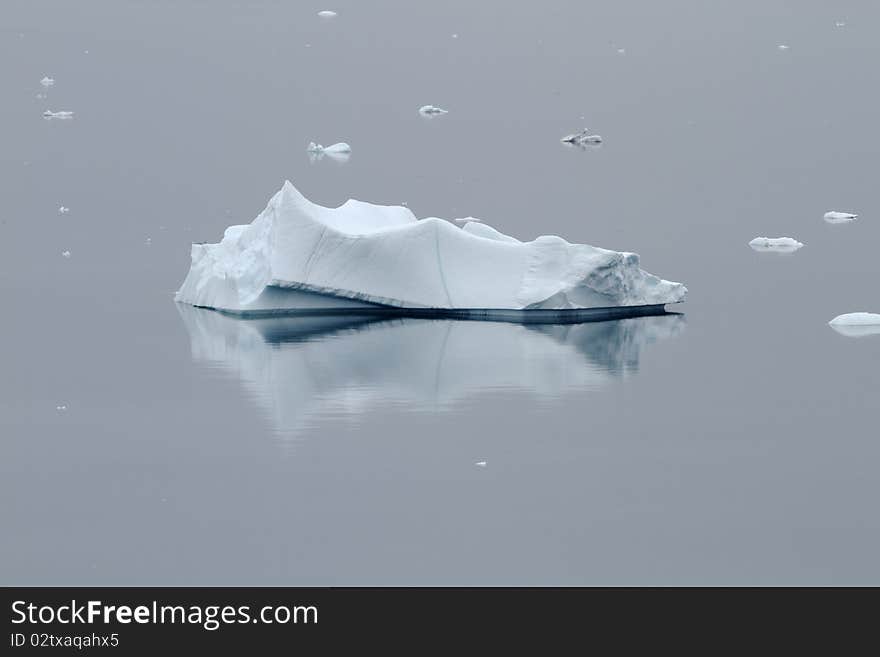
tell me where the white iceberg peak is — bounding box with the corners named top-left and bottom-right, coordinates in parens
top-left (824, 210), bottom-right (858, 223)
top-left (175, 181), bottom-right (686, 316)
top-left (40, 76), bottom-right (55, 87)
top-left (58, 206), bottom-right (70, 214)
top-left (419, 105), bottom-right (448, 115)
top-left (317, 10), bottom-right (337, 18)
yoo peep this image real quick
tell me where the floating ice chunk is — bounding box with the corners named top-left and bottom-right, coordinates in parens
top-left (835, 21), bottom-right (846, 28)
top-left (829, 312), bottom-right (880, 326)
top-left (40, 76), bottom-right (55, 87)
top-left (43, 110), bottom-right (74, 120)
top-left (307, 142), bottom-right (351, 163)
top-left (824, 210), bottom-right (858, 224)
top-left (748, 236), bottom-right (803, 253)
top-left (419, 105), bottom-right (448, 115)
top-left (778, 44), bottom-right (790, 50)
top-left (58, 206), bottom-right (70, 214)
top-left (307, 141), bottom-right (350, 154)
top-left (617, 48), bottom-right (626, 54)
top-left (175, 180), bottom-right (687, 315)
top-left (323, 142), bottom-right (350, 153)
top-left (61, 250), bottom-right (71, 258)
top-left (561, 129), bottom-right (602, 144)
top-left (453, 216), bottom-right (483, 223)
top-left (475, 461), bottom-right (487, 467)
top-left (317, 10), bottom-right (337, 18)
top-left (451, 33), bottom-right (459, 39)
top-left (829, 312), bottom-right (880, 338)
top-left (561, 129), bottom-right (585, 143)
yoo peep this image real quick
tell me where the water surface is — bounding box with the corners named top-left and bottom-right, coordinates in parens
top-left (2, 0), bottom-right (879, 585)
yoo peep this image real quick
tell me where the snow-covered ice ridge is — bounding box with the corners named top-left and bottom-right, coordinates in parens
top-left (175, 181), bottom-right (687, 316)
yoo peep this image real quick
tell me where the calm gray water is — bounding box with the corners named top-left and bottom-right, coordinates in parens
top-left (2, 1), bottom-right (879, 585)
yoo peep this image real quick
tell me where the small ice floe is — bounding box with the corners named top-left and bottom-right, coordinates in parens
top-left (748, 236), bottom-right (803, 253)
top-left (824, 210), bottom-right (858, 224)
top-left (43, 110), bottom-right (74, 120)
top-left (58, 206), bottom-right (70, 214)
top-left (451, 33), bottom-right (459, 39)
top-left (317, 10), bottom-right (337, 18)
top-left (835, 21), bottom-right (846, 28)
top-left (419, 105), bottom-right (448, 115)
top-left (40, 76), bottom-right (55, 87)
top-left (307, 141), bottom-right (351, 162)
top-left (61, 250), bottom-right (71, 258)
top-left (617, 48), bottom-right (626, 54)
top-left (778, 44), bottom-right (790, 50)
top-left (828, 312), bottom-right (880, 338)
top-left (561, 128), bottom-right (603, 145)
top-left (307, 141), bottom-right (350, 154)
top-left (475, 460), bottom-right (487, 467)
top-left (146, 237), bottom-right (152, 245)
top-left (56, 404), bottom-right (68, 411)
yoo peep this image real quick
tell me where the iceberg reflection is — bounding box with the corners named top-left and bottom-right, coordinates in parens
top-left (177, 306), bottom-right (685, 438)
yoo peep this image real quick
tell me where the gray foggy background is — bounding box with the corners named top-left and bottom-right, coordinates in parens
top-left (1, 0), bottom-right (879, 584)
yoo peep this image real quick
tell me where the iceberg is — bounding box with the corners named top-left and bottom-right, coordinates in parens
top-left (306, 141), bottom-right (351, 154)
top-left (561, 129), bottom-right (602, 145)
top-left (42, 110), bottom-right (74, 120)
top-left (307, 141), bottom-right (350, 163)
top-left (175, 181), bottom-right (687, 318)
top-left (748, 236), bottom-right (803, 253)
top-left (829, 312), bottom-right (880, 338)
top-left (40, 76), bottom-right (55, 87)
top-left (419, 105), bottom-right (448, 115)
top-left (824, 211), bottom-right (858, 224)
